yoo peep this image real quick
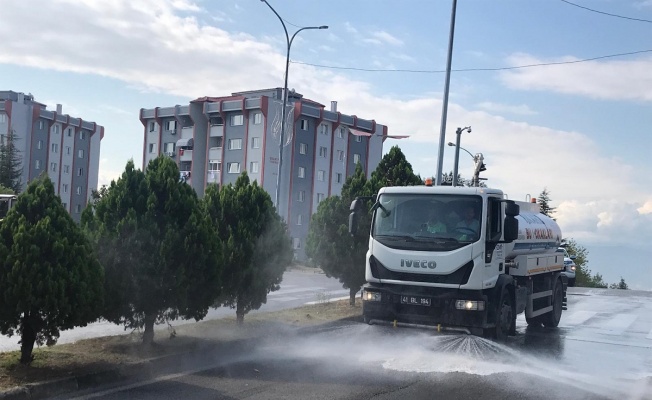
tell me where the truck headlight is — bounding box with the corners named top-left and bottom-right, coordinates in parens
top-left (455, 300), bottom-right (485, 311)
top-left (363, 290), bottom-right (382, 302)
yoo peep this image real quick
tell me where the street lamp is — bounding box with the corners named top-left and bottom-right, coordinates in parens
top-left (260, 0), bottom-right (328, 213)
top-left (447, 141), bottom-right (486, 187)
top-left (450, 126), bottom-right (471, 187)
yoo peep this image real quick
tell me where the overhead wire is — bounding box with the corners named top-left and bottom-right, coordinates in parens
top-left (560, 0), bottom-right (652, 24)
top-left (289, 49), bottom-right (652, 74)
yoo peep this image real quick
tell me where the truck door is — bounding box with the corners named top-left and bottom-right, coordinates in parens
top-left (485, 197), bottom-right (505, 278)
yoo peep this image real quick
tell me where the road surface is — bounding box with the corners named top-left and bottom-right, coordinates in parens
top-left (61, 287), bottom-right (652, 400)
top-left (0, 268), bottom-right (348, 352)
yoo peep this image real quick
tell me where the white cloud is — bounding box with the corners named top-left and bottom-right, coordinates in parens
top-left (475, 101), bottom-right (537, 116)
top-left (344, 22), bottom-right (358, 34)
top-left (369, 30), bottom-right (403, 46)
top-left (0, 0), bottom-right (650, 248)
top-left (389, 52), bottom-right (416, 63)
top-left (499, 53), bottom-right (652, 101)
top-left (170, 0), bottom-right (202, 12)
top-left (635, 0), bottom-right (652, 8)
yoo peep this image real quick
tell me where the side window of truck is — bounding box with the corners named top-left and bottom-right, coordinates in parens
top-left (487, 197), bottom-right (502, 241)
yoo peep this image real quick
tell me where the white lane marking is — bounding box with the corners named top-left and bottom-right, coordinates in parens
top-left (269, 296), bottom-right (301, 302)
top-left (560, 310), bottom-right (597, 327)
top-left (304, 296), bottom-right (351, 305)
top-left (600, 314), bottom-right (638, 336)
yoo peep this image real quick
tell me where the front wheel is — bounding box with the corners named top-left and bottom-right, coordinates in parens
top-left (568, 278), bottom-right (575, 287)
top-left (485, 290), bottom-right (514, 339)
top-left (542, 279), bottom-right (563, 328)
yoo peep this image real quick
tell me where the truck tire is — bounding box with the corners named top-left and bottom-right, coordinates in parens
top-left (525, 315), bottom-right (541, 327)
top-left (568, 278), bottom-right (575, 287)
top-left (542, 279), bottom-right (563, 328)
top-left (485, 291), bottom-right (514, 340)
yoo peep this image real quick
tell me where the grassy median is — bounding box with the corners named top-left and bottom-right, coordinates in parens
top-left (0, 298), bottom-right (362, 391)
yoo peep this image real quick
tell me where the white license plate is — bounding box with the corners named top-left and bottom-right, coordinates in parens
top-left (400, 296), bottom-right (431, 306)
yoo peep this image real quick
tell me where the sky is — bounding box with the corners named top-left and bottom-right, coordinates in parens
top-left (0, 0), bottom-right (650, 288)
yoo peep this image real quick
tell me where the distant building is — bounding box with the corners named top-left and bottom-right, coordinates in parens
top-left (0, 91), bottom-right (103, 221)
top-left (140, 88), bottom-right (387, 260)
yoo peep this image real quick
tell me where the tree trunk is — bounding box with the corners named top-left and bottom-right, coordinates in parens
top-left (20, 317), bottom-right (36, 364)
top-left (349, 288), bottom-right (357, 306)
top-left (236, 301), bottom-right (245, 325)
top-left (143, 313), bottom-right (155, 345)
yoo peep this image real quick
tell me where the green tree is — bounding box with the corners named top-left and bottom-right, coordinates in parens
top-left (610, 277), bottom-right (629, 290)
top-left (589, 273), bottom-right (608, 289)
top-left (563, 238), bottom-right (592, 287)
top-left (307, 163), bottom-right (371, 305)
top-left (538, 188), bottom-right (556, 219)
top-left (368, 146), bottom-right (422, 192)
top-left (0, 176), bottom-right (103, 363)
top-left (0, 130), bottom-right (23, 194)
top-left (83, 157), bottom-right (222, 344)
top-left (205, 173), bottom-right (292, 323)
top-left (0, 184), bottom-right (14, 195)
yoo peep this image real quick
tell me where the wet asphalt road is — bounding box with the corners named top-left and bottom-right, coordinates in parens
top-left (61, 287), bottom-right (652, 400)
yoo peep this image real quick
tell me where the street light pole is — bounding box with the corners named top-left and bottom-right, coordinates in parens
top-left (435, 0), bottom-right (459, 186)
top-left (452, 126), bottom-right (470, 187)
top-left (260, 0), bottom-right (328, 214)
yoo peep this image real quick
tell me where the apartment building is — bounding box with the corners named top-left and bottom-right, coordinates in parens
top-left (140, 88), bottom-right (387, 260)
top-left (0, 91), bottom-right (103, 221)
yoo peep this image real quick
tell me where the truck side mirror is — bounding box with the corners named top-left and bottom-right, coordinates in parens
top-left (349, 211), bottom-right (358, 236)
top-left (504, 216), bottom-right (518, 242)
top-left (504, 201), bottom-right (520, 217)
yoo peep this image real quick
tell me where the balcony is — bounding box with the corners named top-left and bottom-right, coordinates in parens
top-left (208, 147), bottom-right (222, 160)
top-left (181, 126), bottom-right (193, 139)
top-left (179, 149), bottom-right (193, 162)
top-left (206, 171), bottom-right (220, 184)
top-left (209, 125), bottom-right (223, 137)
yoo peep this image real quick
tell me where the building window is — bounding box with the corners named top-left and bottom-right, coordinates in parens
top-left (230, 114), bottom-right (244, 126)
top-left (296, 214), bottom-right (303, 226)
top-left (320, 124), bottom-right (328, 135)
top-left (66, 146), bottom-right (71, 155)
top-left (210, 116), bottom-right (224, 126)
top-left (229, 138), bottom-right (242, 150)
top-left (78, 168), bottom-right (84, 176)
top-left (249, 162), bottom-right (259, 174)
top-left (166, 120), bottom-right (176, 131)
top-left (0, 114), bottom-right (6, 123)
top-left (51, 143), bottom-right (58, 153)
top-left (75, 204), bottom-right (82, 214)
top-left (62, 184), bottom-right (68, 193)
top-left (319, 146), bottom-right (327, 157)
top-left (53, 125), bottom-right (59, 134)
top-left (298, 167), bottom-right (305, 178)
top-left (297, 191), bottom-right (306, 202)
top-left (79, 131), bottom-right (86, 140)
top-left (317, 193), bottom-right (325, 203)
top-left (299, 143), bottom-right (307, 155)
top-left (76, 186), bottom-right (82, 195)
top-left (253, 113), bottom-right (263, 125)
top-left (64, 165), bottom-right (70, 174)
top-left (337, 150), bottom-right (344, 161)
top-left (37, 140), bottom-right (42, 150)
top-left (251, 137), bottom-right (260, 149)
top-left (215, 137), bottom-right (223, 148)
top-left (164, 142), bottom-right (175, 153)
top-left (62, 202), bottom-right (67, 209)
top-left (50, 162), bottom-right (57, 172)
top-left (209, 160), bottom-right (221, 172)
top-left (149, 143), bottom-right (155, 153)
top-left (67, 128), bottom-right (72, 137)
top-left (39, 121), bottom-right (44, 130)
top-left (317, 170), bottom-right (325, 181)
top-left (227, 162), bottom-right (240, 174)
top-left (149, 121), bottom-right (156, 132)
top-left (355, 135), bottom-right (362, 143)
top-left (35, 160), bottom-right (41, 170)
top-left (353, 153), bottom-right (361, 164)
top-left (293, 237), bottom-right (301, 250)
top-left (338, 127), bottom-right (345, 138)
top-left (336, 173), bottom-right (342, 183)
top-left (78, 149), bottom-right (84, 158)
top-left (300, 119), bottom-right (309, 130)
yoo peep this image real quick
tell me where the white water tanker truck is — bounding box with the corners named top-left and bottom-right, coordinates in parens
top-left (348, 181), bottom-right (566, 338)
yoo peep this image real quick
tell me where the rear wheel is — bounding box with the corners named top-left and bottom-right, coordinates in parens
top-left (542, 279), bottom-right (563, 328)
top-left (568, 278), bottom-right (575, 287)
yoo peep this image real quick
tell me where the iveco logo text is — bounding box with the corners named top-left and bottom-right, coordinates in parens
top-left (400, 259), bottom-right (436, 269)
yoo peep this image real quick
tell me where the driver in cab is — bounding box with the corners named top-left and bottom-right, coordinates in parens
top-left (456, 206), bottom-right (479, 240)
top-left (425, 209), bottom-right (447, 234)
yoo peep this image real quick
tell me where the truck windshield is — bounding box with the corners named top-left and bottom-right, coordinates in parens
top-left (372, 193), bottom-right (483, 251)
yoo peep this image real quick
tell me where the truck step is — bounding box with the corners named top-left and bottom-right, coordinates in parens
top-left (562, 306), bottom-right (568, 311)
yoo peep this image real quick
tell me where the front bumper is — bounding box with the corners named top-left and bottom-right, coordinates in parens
top-left (362, 284), bottom-right (490, 332)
